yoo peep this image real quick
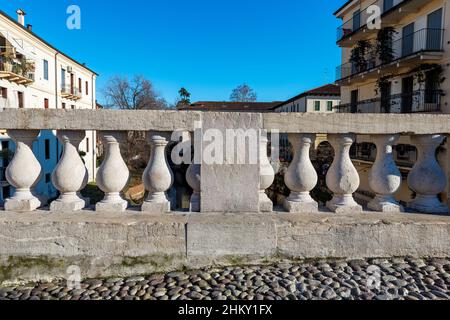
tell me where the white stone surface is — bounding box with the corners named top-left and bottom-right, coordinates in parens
top-left (368, 135), bottom-right (404, 212)
top-left (4, 130), bottom-right (42, 212)
top-left (284, 133), bottom-right (319, 213)
top-left (408, 135), bottom-right (450, 214)
top-left (259, 133), bottom-right (275, 212)
top-left (141, 133), bottom-right (173, 214)
top-left (96, 132), bottom-right (129, 212)
top-left (326, 134), bottom-right (362, 213)
top-left (201, 113), bottom-right (262, 213)
top-left (50, 131), bottom-right (89, 212)
top-left (2, 210), bottom-right (450, 283)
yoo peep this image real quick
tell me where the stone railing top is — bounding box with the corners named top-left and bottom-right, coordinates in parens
top-left (0, 109), bottom-right (450, 134)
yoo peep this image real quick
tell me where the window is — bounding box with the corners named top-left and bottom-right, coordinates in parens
top-left (45, 173), bottom-right (51, 184)
top-left (71, 105), bottom-right (75, 110)
top-left (86, 138), bottom-right (90, 153)
top-left (327, 101), bottom-right (333, 112)
top-left (85, 81), bottom-right (89, 95)
top-left (61, 69), bottom-right (66, 89)
top-left (17, 92), bottom-right (24, 108)
top-left (45, 139), bottom-right (50, 160)
top-left (314, 101), bottom-right (321, 111)
top-left (1, 87), bottom-right (7, 99)
top-left (43, 60), bottom-right (49, 80)
top-left (79, 78), bottom-right (82, 93)
top-left (44, 98), bottom-right (49, 109)
top-left (62, 103), bottom-right (66, 109)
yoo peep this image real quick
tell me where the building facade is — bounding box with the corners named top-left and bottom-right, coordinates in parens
top-left (334, 0), bottom-right (449, 205)
top-left (0, 9), bottom-right (97, 205)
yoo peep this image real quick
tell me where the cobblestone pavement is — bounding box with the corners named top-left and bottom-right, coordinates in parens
top-left (1, 258), bottom-right (450, 301)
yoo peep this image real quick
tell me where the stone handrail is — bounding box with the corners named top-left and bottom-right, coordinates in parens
top-left (0, 109), bottom-right (449, 215)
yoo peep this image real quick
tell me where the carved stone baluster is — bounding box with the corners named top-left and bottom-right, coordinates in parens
top-left (4, 130), bottom-right (42, 211)
top-left (284, 133), bottom-right (319, 213)
top-left (96, 132), bottom-right (129, 212)
top-left (408, 135), bottom-right (449, 214)
top-left (368, 135), bottom-right (403, 212)
top-left (259, 134), bottom-right (275, 212)
top-left (326, 134), bottom-right (362, 213)
top-left (141, 132), bottom-right (173, 214)
top-left (50, 131), bottom-right (89, 211)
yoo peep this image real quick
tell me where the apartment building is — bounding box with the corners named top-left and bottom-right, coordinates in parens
top-left (0, 9), bottom-right (97, 205)
top-left (334, 0), bottom-right (449, 205)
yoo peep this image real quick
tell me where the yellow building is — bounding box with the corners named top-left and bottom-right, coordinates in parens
top-left (334, 0), bottom-right (449, 206)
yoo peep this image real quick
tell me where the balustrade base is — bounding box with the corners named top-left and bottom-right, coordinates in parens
top-left (96, 200), bottom-right (128, 212)
top-left (50, 197), bottom-right (89, 212)
top-left (409, 195), bottom-right (450, 215)
top-left (4, 197), bottom-right (41, 212)
top-left (368, 196), bottom-right (404, 213)
top-left (259, 193), bottom-right (274, 213)
top-left (326, 195), bottom-right (362, 214)
top-left (284, 200), bottom-right (319, 213)
top-left (141, 201), bottom-right (171, 214)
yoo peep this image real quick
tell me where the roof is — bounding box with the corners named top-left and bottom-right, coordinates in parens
top-left (0, 9), bottom-right (98, 76)
top-left (334, 0), bottom-right (355, 16)
top-left (178, 101), bottom-right (283, 112)
top-left (273, 84), bottom-right (341, 109)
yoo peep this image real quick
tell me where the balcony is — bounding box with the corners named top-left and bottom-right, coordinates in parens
top-left (337, 0), bottom-right (430, 46)
top-left (0, 56), bottom-right (35, 86)
top-left (336, 90), bottom-right (442, 114)
top-left (336, 28), bottom-right (444, 84)
top-left (0, 109), bottom-right (449, 283)
top-left (61, 85), bottom-right (82, 101)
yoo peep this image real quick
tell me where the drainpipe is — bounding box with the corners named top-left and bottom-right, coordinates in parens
top-left (54, 52), bottom-right (60, 162)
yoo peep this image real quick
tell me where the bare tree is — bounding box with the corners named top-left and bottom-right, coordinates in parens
top-left (102, 75), bottom-right (168, 168)
top-left (230, 83), bottom-right (257, 102)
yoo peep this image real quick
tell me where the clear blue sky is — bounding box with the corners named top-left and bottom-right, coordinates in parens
top-left (1, 0), bottom-right (343, 104)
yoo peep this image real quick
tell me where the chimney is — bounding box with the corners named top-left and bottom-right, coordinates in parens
top-left (16, 9), bottom-right (26, 26)
top-left (26, 24), bottom-right (32, 31)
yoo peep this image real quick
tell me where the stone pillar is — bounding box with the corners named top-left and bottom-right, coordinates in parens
top-left (4, 130), bottom-right (42, 211)
top-left (50, 131), bottom-right (89, 211)
top-left (141, 132), bottom-right (173, 214)
top-left (284, 133), bottom-right (318, 213)
top-left (186, 131), bottom-right (201, 212)
top-left (408, 135), bottom-right (450, 214)
top-left (259, 134), bottom-right (275, 212)
top-left (96, 132), bottom-right (129, 212)
top-left (326, 133), bottom-right (362, 213)
top-left (368, 134), bottom-right (403, 212)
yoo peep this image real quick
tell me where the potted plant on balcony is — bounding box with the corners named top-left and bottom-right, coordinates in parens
top-left (350, 40), bottom-right (374, 73)
top-left (0, 51), bottom-right (15, 73)
top-left (20, 58), bottom-right (35, 79)
top-left (376, 27), bottom-right (397, 65)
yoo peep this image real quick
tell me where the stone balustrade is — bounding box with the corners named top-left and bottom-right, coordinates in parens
top-left (0, 109), bottom-right (449, 215)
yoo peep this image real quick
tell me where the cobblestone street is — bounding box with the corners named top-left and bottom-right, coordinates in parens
top-left (1, 257), bottom-right (450, 300)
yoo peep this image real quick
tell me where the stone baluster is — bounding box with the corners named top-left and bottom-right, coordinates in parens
top-left (407, 135), bottom-right (449, 214)
top-left (284, 133), bottom-right (318, 213)
top-left (186, 132), bottom-right (201, 212)
top-left (50, 131), bottom-right (89, 211)
top-left (368, 135), bottom-right (403, 212)
top-left (96, 132), bottom-right (129, 212)
top-left (259, 134), bottom-right (275, 212)
top-left (326, 134), bottom-right (362, 213)
top-left (4, 130), bottom-right (42, 211)
top-left (142, 132), bottom-right (174, 213)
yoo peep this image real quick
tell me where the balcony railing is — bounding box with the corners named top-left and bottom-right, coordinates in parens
top-left (0, 109), bottom-right (448, 216)
top-left (0, 57), bottom-right (35, 85)
top-left (336, 90), bottom-right (442, 114)
top-left (336, 28), bottom-right (444, 81)
top-left (336, 0), bottom-right (409, 43)
top-left (61, 85), bottom-right (82, 100)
